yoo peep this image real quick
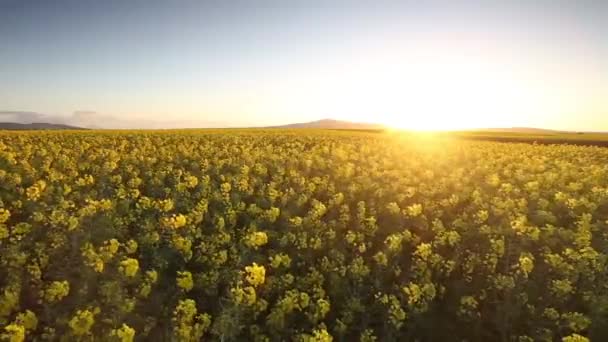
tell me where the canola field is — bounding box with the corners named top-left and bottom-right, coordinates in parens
top-left (1, 130), bottom-right (608, 341)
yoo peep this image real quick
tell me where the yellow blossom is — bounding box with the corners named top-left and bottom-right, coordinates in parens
top-left (119, 258), bottom-right (139, 277)
top-left (405, 204), bottom-right (423, 217)
top-left (245, 263), bottom-right (266, 287)
top-left (68, 309), bottom-right (96, 336)
top-left (177, 271), bottom-right (194, 291)
top-left (245, 231), bottom-right (268, 249)
top-left (110, 324), bottom-right (135, 342)
top-left (0, 208), bottom-right (10, 223)
top-left (42, 281), bottom-right (70, 303)
top-left (2, 324), bottom-right (25, 342)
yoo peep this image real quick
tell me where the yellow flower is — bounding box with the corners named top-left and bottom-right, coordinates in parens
top-left (405, 204), bottom-right (423, 217)
top-left (93, 259), bottom-right (105, 273)
top-left (82, 243), bottom-right (105, 272)
top-left (68, 309), bottom-right (96, 336)
top-left (146, 270), bottom-right (159, 283)
top-left (125, 239), bottom-right (138, 254)
top-left (385, 234), bottom-right (403, 252)
top-left (358, 244), bottom-right (367, 253)
top-left (100, 239), bottom-right (120, 260)
top-left (245, 263), bottom-right (266, 287)
top-left (373, 252), bottom-right (388, 266)
top-left (562, 334), bottom-right (589, 342)
top-left (176, 271), bottom-right (194, 291)
top-left (518, 255), bottom-right (534, 275)
top-left (157, 198), bottom-right (175, 212)
top-left (2, 324), bottom-right (25, 342)
top-left (0, 225), bottom-right (8, 240)
top-left (26, 180), bottom-right (46, 201)
top-left (163, 214), bottom-right (187, 229)
top-left (0, 208), bottom-right (10, 223)
top-left (184, 175), bottom-right (199, 188)
top-left (269, 253), bottom-right (291, 268)
top-left (550, 279), bottom-right (573, 297)
top-left (245, 231), bottom-right (268, 249)
top-left (119, 258), bottom-right (139, 278)
top-left (475, 210), bottom-right (489, 224)
top-left (232, 285), bottom-right (257, 306)
top-left (110, 324), bottom-right (135, 342)
top-left (414, 243), bottom-right (433, 260)
top-left (220, 182), bottom-right (231, 193)
top-left (15, 310), bottom-right (37, 331)
top-left (308, 329), bottom-right (333, 342)
top-left (42, 281), bottom-right (70, 303)
top-left (173, 214), bottom-right (187, 228)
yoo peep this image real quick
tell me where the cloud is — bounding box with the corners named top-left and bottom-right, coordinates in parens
top-left (1, 110), bottom-right (231, 129)
top-left (68, 111), bottom-right (123, 129)
top-left (0, 111), bottom-right (55, 123)
top-left (67, 111), bottom-right (230, 129)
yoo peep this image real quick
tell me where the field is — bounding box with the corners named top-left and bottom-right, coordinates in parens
top-left (1, 129), bottom-right (608, 341)
top-left (447, 131), bottom-right (608, 147)
top-left (337, 128), bottom-right (608, 147)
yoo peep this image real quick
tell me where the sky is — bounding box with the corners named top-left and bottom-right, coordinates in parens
top-left (0, 0), bottom-right (606, 130)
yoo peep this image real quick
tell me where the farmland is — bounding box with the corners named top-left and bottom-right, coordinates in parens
top-left (1, 129), bottom-right (608, 341)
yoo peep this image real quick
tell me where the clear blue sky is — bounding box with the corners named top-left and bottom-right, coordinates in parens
top-left (1, 0), bottom-right (606, 129)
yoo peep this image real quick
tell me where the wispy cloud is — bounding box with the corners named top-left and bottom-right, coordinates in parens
top-left (0, 110), bottom-right (231, 129)
top-left (0, 111), bottom-right (58, 123)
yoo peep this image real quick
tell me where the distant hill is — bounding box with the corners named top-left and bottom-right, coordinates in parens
top-left (0, 122), bottom-right (83, 130)
top-left (271, 119), bottom-right (386, 130)
top-left (269, 121), bottom-right (565, 133)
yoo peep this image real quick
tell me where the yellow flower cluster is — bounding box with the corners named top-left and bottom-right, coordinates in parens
top-left (231, 285), bottom-right (257, 306)
top-left (162, 214), bottom-right (187, 229)
top-left (269, 253), bottom-right (292, 268)
top-left (244, 231), bottom-right (268, 249)
top-left (68, 309), bottom-right (97, 336)
top-left (518, 254), bottom-right (535, 276)
top-left (25, 180), bottom-right (46, 201)
top-left (0, 208), bottom-right (10, 223)
top-left (1, 324), bottom-right (24, 342)
top-left (245, 263), bottom-right (266, 287)
top-left (176, 271), bottom-right (194, 291)
top-left (0, 208), bottom-right (9, 240)
top-left (118, 258), bottom-right (139, 278)
top-left (183, 174), bottom-right (199, 189)
top-left (81, 243), bottom-right (105, 273)
top-left (42, 280), bottom-right (70, 303)
top-left (110, 324), bottom-right (135, 342)
top-left (172, 299), bottom-right (211, 341)
top-left (405, 203), bottom-right (423, 217)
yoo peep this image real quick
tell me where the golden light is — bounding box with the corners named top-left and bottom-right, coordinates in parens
top-left (364, 54), bottom-right (544, 131)
top-left (262, 44), bottom-right (552, 131)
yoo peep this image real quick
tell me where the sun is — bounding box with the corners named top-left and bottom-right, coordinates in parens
top-left (375, 57), bottom-right (536, 131)
top-left (270, 46), bottom-right (543, 131)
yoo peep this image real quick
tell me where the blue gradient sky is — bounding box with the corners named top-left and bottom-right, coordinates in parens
top-left (1, 0), bottom-right (606, 129)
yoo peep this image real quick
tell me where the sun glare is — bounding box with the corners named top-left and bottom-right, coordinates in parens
top-left (284, 48), bottom-right (547, 132)
top-left (252, 39), bottom-right (567, 132)
top-left (377, 56), bottom-right (541, 131)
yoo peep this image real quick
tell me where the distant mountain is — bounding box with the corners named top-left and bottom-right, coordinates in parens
top-left (0, 122), bottom-right (83, 130)
top-left (271, 119), bottom-right (386, 130)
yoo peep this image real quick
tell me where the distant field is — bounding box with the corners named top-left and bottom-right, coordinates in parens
top-left (3, 125), bottom-right (608, 148)
top-left (447, 131), bottom-right (608, 146)
top-left (329, 128), bottom-right (608, 147)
